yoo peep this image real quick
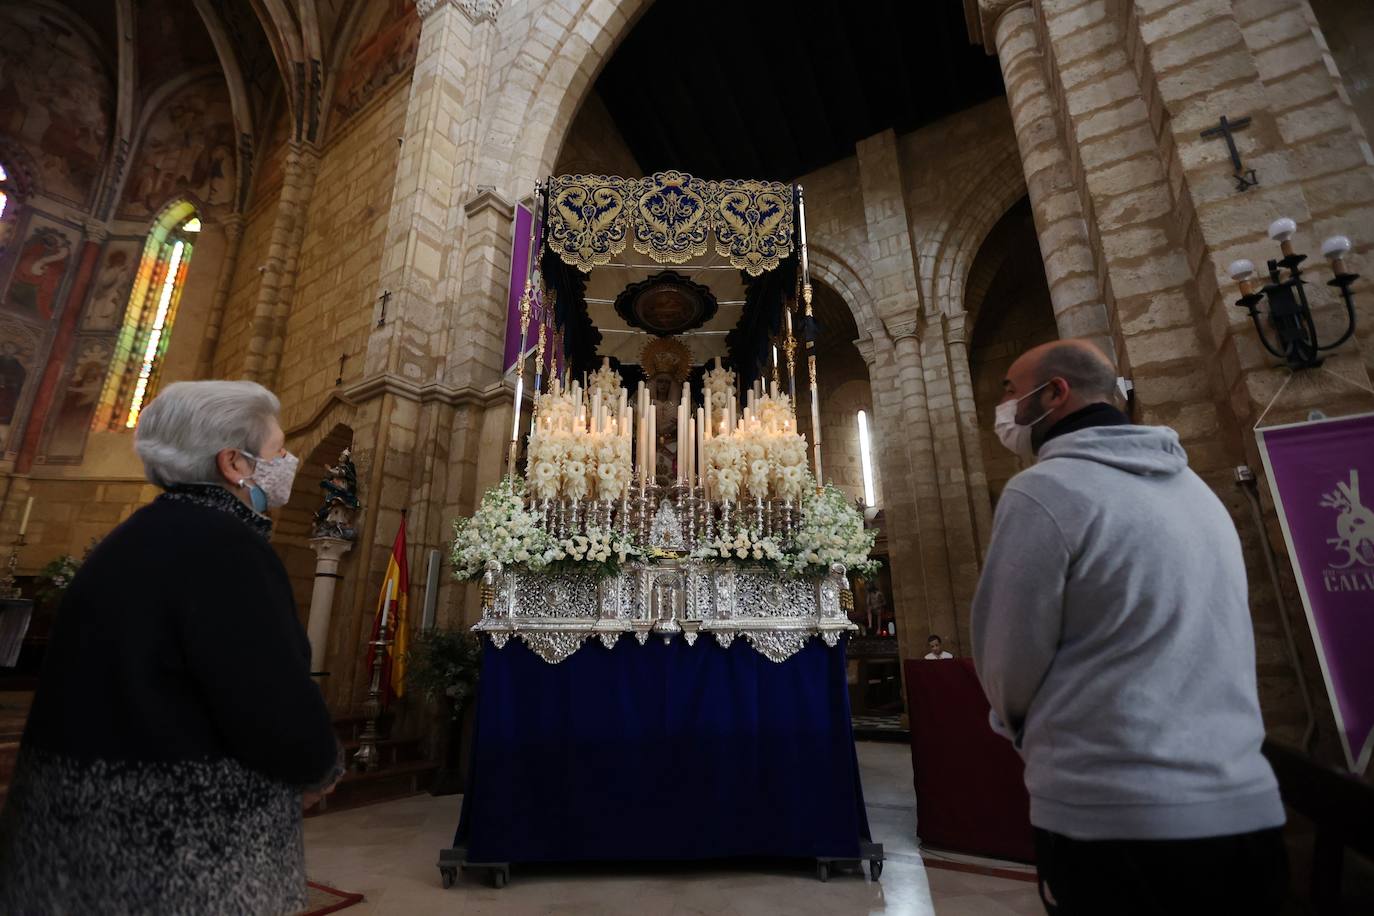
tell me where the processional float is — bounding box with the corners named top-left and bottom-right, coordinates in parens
top-left (457, 171), bottom-right (877, 664)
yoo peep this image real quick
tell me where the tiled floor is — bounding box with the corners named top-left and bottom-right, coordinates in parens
top-left (304, 741), bottom-right (1044, 915)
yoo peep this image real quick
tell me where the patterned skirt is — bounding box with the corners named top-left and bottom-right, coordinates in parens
top-left (0, 747), bottom-right (308, 915)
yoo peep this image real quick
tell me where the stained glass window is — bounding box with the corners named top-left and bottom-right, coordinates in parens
top-left (95, 201), bottom-right (198, 430)
top-left (0, 161), bottom-right (13, 249)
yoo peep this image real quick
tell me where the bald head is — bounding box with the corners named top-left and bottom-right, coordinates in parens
top-left (1018, 339), bottom-right (1118, 403)
top-left (1000, 338), bottom-right (1120, 454)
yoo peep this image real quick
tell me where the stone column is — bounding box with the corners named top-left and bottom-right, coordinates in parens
top-left (306, 536), bottom-right (355, 672)
top-left (982, 0), bottom-right (1112, 353)
top-left (244, 142), bottom-right (320, 386)
top-left (945, 312), bottom-right (993, 556)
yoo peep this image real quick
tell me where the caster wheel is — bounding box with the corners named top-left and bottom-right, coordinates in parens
top-left (869, 859), bottom-right (883, 880)
top-left (817, 863), bottom-right (830, 882)
top-left (440, 867), bottom-right (455, 889)
top-left (492, 869), bottom-right (508, 889)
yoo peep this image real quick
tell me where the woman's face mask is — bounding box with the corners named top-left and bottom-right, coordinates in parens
top-left (239, 451), bottom-right (300, 512)
top-left (994, 381), bottom-right (1053, 460)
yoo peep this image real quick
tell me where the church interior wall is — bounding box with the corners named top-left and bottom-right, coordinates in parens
top-left (276, 80), bottom-right (410, 434)
top-left (1308, 0), bottom-right (1374, 149)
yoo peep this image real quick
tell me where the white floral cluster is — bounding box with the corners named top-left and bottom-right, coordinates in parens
top-left (787, 484), bottom-right (879, 577)
top-left (544, 525), bottom-right (640, 566)
top-left (703, 401), bottom-right (809, 502)
top-left (528, 431), bottom-right (632, 501)
top-left (587, 362), bottom-right (622, 404)
top-left (703, 364), bottom-right (736, 412)
top-left (692, 528), bottom-right (785, 563)
top-left (450, 477), bottom-right (552, 580)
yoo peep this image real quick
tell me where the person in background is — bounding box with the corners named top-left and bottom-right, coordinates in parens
top-left (924, 635), bottom-right (953, 660)
top-left (0, 381), bottom-right (343, 914)
top-left (971, 339), bottom-right (1285, 915)
top-left (865, 583), bottom-right (887, 635)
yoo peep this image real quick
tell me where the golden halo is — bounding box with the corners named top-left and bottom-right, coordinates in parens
top-left (639, 337), bottom-right (693, 384)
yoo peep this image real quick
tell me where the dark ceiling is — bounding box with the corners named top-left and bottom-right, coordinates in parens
top-left (595, 0), bottom-right (1005, 181)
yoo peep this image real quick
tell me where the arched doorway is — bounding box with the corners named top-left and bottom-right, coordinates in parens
top-left (967, 197), bottom-right (1058, 505)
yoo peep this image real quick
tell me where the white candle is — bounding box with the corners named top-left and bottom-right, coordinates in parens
top-left (648, 409), bottom-right (656, 485)
top-left (690, 415), bottom-right (699, 489)
top-left (703, 396), bottom-right (712, 441)
top-left (381, 578), bottom-right (395, 633)
top-left (18, 497), bottom-right (32, 536)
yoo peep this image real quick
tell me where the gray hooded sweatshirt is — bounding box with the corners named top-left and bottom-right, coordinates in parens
top-left (971, 424), bottom-right (1284, 841)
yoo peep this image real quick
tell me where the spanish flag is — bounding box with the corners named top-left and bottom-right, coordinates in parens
top-left (365, 519), bottom-right (409, 703)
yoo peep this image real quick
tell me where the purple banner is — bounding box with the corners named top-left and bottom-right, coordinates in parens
top-left (503, 202), bottom-right (545, 375)
top-left (1257, 412), bottom-right (1374, 773)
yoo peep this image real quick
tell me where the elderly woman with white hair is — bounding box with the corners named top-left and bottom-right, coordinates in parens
top-left (0, 381), bottom-right (342, 914)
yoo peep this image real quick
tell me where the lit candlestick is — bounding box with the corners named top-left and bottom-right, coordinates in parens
top-left (687, 418), bottom-right (696, 489)
top-left (18, 497), bottom-right (32, 537)
top-left (696, 407), bottom-right (706, 490)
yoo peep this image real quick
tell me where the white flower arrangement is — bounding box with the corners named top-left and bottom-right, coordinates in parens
top-left (703, 364), bottom-right (736, 412)
top-left (786, 483), bottom-right (879, 578)
top-left (543, 525), bottom-right (642, 578)
top-left (691, 528), bottom-right (786, 565)
top-left (587, 361), bottom-right (622, 404)
top-left (451, 477), bottom-right (553, 580)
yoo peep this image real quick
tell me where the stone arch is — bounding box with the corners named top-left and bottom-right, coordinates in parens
top-left (932, 145), bottom-right (1028, 318)
top-left (806, 244), bottom-right (883, 345)
top-left (477, 0), bottom-right (651, 195)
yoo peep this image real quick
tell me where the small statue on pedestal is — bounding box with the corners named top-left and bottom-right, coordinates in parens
top-left (312, 448), bottom-right (361, 540)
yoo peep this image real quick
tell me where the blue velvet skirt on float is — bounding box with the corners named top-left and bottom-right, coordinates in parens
top-left (453, 635), bottom-right (870, 864)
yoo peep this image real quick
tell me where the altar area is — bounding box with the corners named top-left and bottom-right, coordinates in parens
top-left (440, 171), bottom-right (883, 887)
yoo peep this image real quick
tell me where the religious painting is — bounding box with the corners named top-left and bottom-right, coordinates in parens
top-left (0, 318), bottom-right (41, 451)
top-left (81, 239), bottom-right (142, 332)
top-left (2, 217), bottom-right (76, 322)
top-left (0, 6), bottom-right (114, 207)
top-left (331, 0), bottom-right (420, 127)
top-left (42, 336), bottom-right (113, 461)
top-left (119, 79), bottom-right (236, 220)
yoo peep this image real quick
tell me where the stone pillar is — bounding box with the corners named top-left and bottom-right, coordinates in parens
top-left (945, 312), bottom-right (994, 556)
top-left (244, 142), bottom-right (320, 385)
top-left (306, 537), bottom-right (354, 671)
top-left (983, 0), bottom-right (1112, 353)
top-left (196, 215), bottom-right (245, 379)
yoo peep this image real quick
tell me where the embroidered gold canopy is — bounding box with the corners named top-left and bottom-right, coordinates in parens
top-left (545, 170), bottom-right (795, 277)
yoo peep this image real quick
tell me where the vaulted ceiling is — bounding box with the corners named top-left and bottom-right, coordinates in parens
top-left (595, 0), bottom-right (1006, 180)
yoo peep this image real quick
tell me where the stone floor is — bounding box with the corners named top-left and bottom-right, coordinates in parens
top-left (304, 741), bottom-right (1044, 915)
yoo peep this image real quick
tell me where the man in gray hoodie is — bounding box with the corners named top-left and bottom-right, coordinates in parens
top-left (971, 339), bottom-right (1287, 915)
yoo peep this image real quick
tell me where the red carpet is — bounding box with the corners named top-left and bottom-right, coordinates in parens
top-left (298, 881), bottom-right (364, 915)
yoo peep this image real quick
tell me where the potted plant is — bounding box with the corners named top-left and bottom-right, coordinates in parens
top-left (406, 626), bottom-right (482, 794)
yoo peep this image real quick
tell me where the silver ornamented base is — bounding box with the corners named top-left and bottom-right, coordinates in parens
top-left (472, 560), bottom-right (856, 664)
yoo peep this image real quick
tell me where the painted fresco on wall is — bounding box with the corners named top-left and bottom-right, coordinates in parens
top-left (136, 0), bottom-right (219, 103)
top-left (82, 240), bottom-right (142, 332)
top-left (331, 0), bottom-right (419, 126)
top-left (0, 6), bottom-right (114, 207)
top-left (120, 79), bottom-right (236, 220)
top-left (2, 217), bottom-right (76, 321)
top-left (0, 317), bottom-right (41, 450)
top-left (42, 336), bottom-right (112, 461)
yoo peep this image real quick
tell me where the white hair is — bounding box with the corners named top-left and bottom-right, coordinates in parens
top-left (134, 381), bottom-right (281, 488)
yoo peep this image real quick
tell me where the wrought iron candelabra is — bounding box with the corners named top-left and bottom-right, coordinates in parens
top-left (1228, 218), bottom-right (1359, 370)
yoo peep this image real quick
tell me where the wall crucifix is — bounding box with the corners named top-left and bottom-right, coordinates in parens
top-left (1200, 115), bottom-right (1258, 192)
top-left (376, 289), bottom-right (392, 327)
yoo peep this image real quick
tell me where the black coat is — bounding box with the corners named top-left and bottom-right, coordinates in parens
top-left (0, 484), bottom-right (339, 914)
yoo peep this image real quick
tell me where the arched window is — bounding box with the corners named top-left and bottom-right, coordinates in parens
top-left (96, 201), bottom-right (200, 430)
top-left (0, 161), bottom-right (17, 253)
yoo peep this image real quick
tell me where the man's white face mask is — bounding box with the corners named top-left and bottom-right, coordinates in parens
top-left (994, 381), bottom-right (1053, 460)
